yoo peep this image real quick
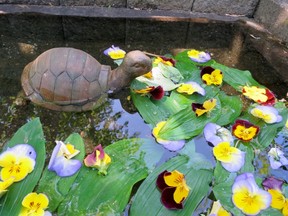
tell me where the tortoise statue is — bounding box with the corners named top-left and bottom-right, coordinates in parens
top-left (21, 47), bottom-right (152, 112)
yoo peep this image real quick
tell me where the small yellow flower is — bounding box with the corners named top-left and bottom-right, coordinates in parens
top-left (20, 192), bottom-right (49, 216)
top-left (84, 144), bottom-right (111, 175)
top-left (232, 120), bottom-right (259, 142)
top-left (0, 153), bottom-right (35, 182)
top-left (201, 68), bottom-right (223, 86)
top-left (164, 170), bottom-right (190, 204)
top-left (213, 142), bottom-right (239, 163)
top-left (153, 56), bottom-right (173, 66)
top-left (176, 81), bottom-right (205, 96)
top-left (242, 86), bottom-right (268, 103)
top-left (233, 125), bottom-right (258, 141)
top-left (192, 98), bottom-right (217, 117)
top-left (232, 173), bottom-right (271, 215)
top-left (103, 45), bottom-right (126, 59)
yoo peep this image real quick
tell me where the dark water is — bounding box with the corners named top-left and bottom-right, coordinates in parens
top-left (0, 13), bottom-right (287, 157)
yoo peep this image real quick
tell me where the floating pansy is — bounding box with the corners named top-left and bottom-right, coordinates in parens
top-left (156, 170), bottom-right (190, 209)
top-left (203, 123), bottom-right (233, 146)
top-left (0, 144), bottom-right (36, 182)
top-left (200, 66), bottom-right (223, 86)
top-left (103, 45), bottom-right (126, 59)
top-left (84, 144), bottom-right (111, 175)
top-left (232, 173), bottom-right (271, 215)
top-left (19, 192), bottom-right (51, 216)
top-left (134, 85), bottom-right (164, 100)
top-left (242, 86), bottom-right (276, 105)
top-left (209, 200), bottom-right (231, 216)
top-left (262, 176), bottom-right (288, 214)
top-left (250, 105), bottom-right (282, 124)
top-left (268, 147), bottom-right (288, 169)
top-left (176, 81), bottom-right (205, 96)
top-left (192, 98), bottom-right (217, 117)
top-left (187, 49), bottom-right (211, 63)
top-left (232, 119), bottom-right (259, 142)
top-left (48, 141), bottom-right (82, 177)
top-left (213, 141), bottom-right (245, 172)
top-left (153, 56), bottom-right (176, 67)
top-left (152, 121), bottom-right (185, 151)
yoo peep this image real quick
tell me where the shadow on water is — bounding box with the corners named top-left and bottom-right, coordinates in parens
top-left (0, 13), bottom-right (287, 158)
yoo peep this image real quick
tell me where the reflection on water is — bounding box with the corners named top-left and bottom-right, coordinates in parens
top-left (0, 14), bottom-right (287, 160)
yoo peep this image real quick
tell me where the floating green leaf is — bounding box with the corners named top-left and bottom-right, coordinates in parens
top-left (57, 138), bottom-right (170, 215)
top-left (211, 62), bottom-right (262, 91)
top-left (158, 97), bottom-right (221, 140)
top-left (36, 133), bottom-right (85, 212)
top-left (0, 118), bottom-right (46, 216)
top-left (215, 91), bottom-right (242, 126)
top-left (130, 155), bottom-right (213, 216)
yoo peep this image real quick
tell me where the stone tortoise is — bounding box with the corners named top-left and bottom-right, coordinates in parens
top-left (21, 47), bottom-right (152, 112)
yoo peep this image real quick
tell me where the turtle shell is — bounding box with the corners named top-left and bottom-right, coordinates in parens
top-left (21, 47), bottom-right (111, 112)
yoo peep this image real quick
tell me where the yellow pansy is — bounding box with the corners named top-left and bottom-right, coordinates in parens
top-left (20, 192), bottom-right (50, 216)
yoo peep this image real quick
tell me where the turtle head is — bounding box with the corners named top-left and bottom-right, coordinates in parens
top-left (121, 50), bottom-right (152, 77)
top-left (109, 50), bottom-right (152, 91)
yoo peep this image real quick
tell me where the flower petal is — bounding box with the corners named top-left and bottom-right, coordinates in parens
top-left (221, 151), bottom-right (245, 172)
top-left (262, 176), bottom-right (285, 191)
top-left (250, 105), bottom-right (282, 124)
top-left (156, 170), bottom-right (169, 191)
top-left (48, 156), bottom-right (82, 177)
top-left (161, 187), bottom-right (183, 209)
top-left (156, 139), bottom-right (185, 151)
top-left (268, 189), bottom-right (285, 209)
top-left (204, 123), bottom-right (233, 146)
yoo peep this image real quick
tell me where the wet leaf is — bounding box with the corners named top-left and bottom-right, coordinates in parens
top-left (36, 133), bottom-right (85, 212)
top-left (57, 138), bottom-right (170, 215)
top-left (0, 118), bottom-right (46, 216)
top-left (130, 155), bottom-right (213, 216)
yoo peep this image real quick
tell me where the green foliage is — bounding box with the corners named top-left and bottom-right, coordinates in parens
top-left (130, 155), bottom-right (213, 216)
top-left (36, 133), bottom-right (86, 212)
top-left (57, 138), bottom-right (170, 215)
top-left (0, 118), bottom-right (46, 216)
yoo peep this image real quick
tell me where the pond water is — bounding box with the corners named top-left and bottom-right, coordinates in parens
top-left (0, 13), bottom-right (287, 215)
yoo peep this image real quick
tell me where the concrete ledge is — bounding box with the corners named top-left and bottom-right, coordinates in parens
top-left (0, 4), bottom-right (242, 22)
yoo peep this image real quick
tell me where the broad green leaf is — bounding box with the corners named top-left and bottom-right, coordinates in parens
top-left (158, 97), bottom-right (221, 140)
top-left (36, 133), bottom-right (85, 212)
top-left (130, 155), bottom-right (213, 216)
top-left (0, 118), bottom-right (46, 216)
top-left (213, 161), bottom-right (230, 185)
top-left (212, 62), bottom-right (262, 91)
top-left (239, 144), bottom-right (255, 173)
top-left (158, 62), bottom-right (183, 83)
top-left (212, 173), bottom-right (243, 215)
top-left (57, 138), bottom-right (170, 215)
top-left (260, 208), bottom-right (283, 216)
top-left (136, 68), bottom-right (179, 91)
top-left (131, 92), bottom-right (183, 126)
top-left (215, 91), bottom-right (242, 126)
